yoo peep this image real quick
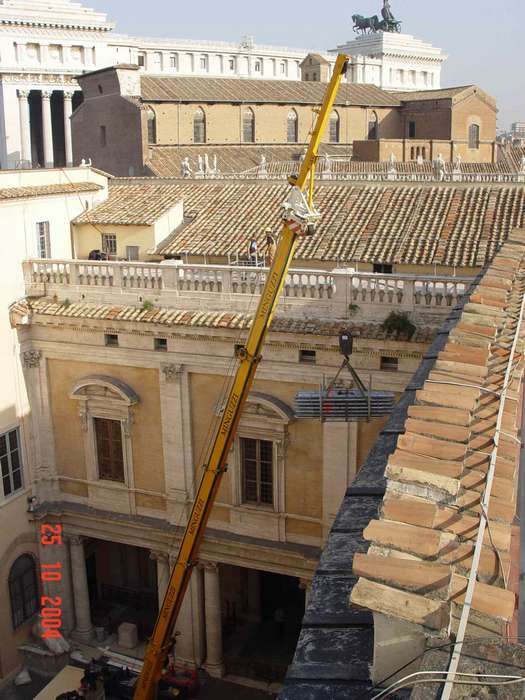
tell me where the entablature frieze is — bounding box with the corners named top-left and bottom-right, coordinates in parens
top-left (37, 502), bottom-right (319, 577)
top-left (0, 72), bottom-right (80, 86)
top-left (25, 317), bottom-right (427, 359)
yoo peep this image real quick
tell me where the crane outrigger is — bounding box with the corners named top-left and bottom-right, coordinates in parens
top-left (133, 53), bottom-right (350, 700)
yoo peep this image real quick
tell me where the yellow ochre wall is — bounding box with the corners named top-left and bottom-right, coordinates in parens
top-left (47, 359), bottom-right (165, 494)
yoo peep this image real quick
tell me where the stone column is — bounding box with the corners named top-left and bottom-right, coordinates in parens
top-left (151, 550), bottom-right (170, 607)
top-left (299, 578), bottom-right (312, 609)
top-left (69, 536), bottom-right (94, 642)
top-left (17, 89), bottom-right (32, 166)
top-left (41, 90), bottom-right (54, 168)
top-left (203, 562), bottom-right (224, 677)
top-left (63, 91), bottom-right (74, 166)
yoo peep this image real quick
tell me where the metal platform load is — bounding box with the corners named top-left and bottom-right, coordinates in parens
top-left (294, 328), bottom-right (396, 421)
top-left (295, 387), bottom-right (396, 421)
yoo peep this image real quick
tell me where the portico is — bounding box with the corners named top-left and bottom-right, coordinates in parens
top-left (15, 86), bottom-right (83, 168)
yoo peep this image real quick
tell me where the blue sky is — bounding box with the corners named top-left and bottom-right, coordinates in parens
top-left (89, 0), bottom-right (524, 128)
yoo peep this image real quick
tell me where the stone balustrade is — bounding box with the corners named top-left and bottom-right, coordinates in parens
top-left (23, 259), bottom-right (471, 322)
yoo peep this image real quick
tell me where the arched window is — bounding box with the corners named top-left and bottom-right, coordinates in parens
top-left (368, 111), bottom-right (378, 140)
top-left (242, 107), bottom-right (255, 143)
top-left (329, 110), bottom-right (340, 143)
top-left (194, 107), bottom-right (206, 143)
top-left (287, 109), bottom-right (298, 143)
top-left (9, 554), bottom-right (38, 628)
top-left (469, 123), bottom-right (480, 149)
top-left (146, 107), bottom-right (156, 145)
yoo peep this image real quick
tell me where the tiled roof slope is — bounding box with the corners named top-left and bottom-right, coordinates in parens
top-left (141, 76), bottom-right (401, 107)
top-left (394, 85), bottom-right (496, 109)
top-left (8, 298), bottom-right (436, 343)
top-left (73, 184), bottom-right (182, 225)
top-left (147, 147), bottom-right (516, 179)
top-left (147, 144), bottom-right (352, 177)
top-left (351, 229), bottom-right (525, 637)
top-left (0, 182), bottom-right (102, 200)
top-left (500, 145), bottom-right (525, 173)
top-left (102, 181), bottom-right (525, 268)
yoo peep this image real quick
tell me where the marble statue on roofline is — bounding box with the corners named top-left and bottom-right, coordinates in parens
top-left (433, 152), bottom-right (446, 181)
top-left (181, 157), bottom-right (192, 178)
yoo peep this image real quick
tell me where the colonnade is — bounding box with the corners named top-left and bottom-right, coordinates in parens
top-left (17, 88), bottom-right (77, 168)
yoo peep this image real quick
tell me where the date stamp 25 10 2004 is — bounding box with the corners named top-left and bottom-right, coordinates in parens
top-left (39, 524), bottom-right (63, 639)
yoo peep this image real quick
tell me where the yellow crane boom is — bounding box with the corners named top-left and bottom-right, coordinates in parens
top-left (133, 53), bottom-right (350, 700)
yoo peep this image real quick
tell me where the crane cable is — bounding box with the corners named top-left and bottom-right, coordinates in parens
top-left (440, 272), bottom-right (525, 700)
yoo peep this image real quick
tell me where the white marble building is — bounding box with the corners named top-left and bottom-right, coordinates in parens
top-left (0, 0), bottom-right (447, 170)
top-left (331, 31), bottom-right (446, 92)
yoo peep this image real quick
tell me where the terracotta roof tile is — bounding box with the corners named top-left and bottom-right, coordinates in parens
top-left (100, 181), bottom-right (525, 268)
top-left (0, 182), bottom-right (102, 200)
top-left (9, 297), bottom-right (435, 342)
top-left (73, 183), bottom-right (182, 225)
top-left (141, 76), bottom-right (401, 107)
top-left (351, 231), bottom-right (525, 633)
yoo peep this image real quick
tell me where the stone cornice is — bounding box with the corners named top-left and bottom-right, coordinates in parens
top-left (0, 72), bottom-right (80, 86)
top-left (0, 17), bottom-right (113, 30)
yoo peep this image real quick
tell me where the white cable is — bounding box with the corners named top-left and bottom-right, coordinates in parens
top-left (440, 287), bottom-right (525, 700)
top-left (372, 670), bottom-right (525, 700)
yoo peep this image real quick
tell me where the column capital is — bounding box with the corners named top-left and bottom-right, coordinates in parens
top-left (201, 561), bottom-right (219, 573)
top-left (149, 549), bottom-right (169, 563)
top-left (23, 349), bottom-right (42, 369)
top-left (68, 534), bottom-right (87, 546)
top-left (41, 90), bottom-right (53, 100)
top-left (17, 89), bottom-right (30, 99)
top-left (63, 90), bottom-right (75, 100)
top-left (162, 363), bottom-right (183, 382)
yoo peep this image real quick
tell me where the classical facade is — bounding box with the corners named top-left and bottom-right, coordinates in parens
top-left (10, 268), bottom-right (433, 679)
top-left (0, 0), bottom-right (450, 170)
top-left (0, 166), bottom-right (108, 681)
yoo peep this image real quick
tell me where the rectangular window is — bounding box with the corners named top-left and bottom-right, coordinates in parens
top-left (280, 62), bottom-right (286, 74)
top-left (36, 221), bottom-right (50, 258)
top-left (241, 438), bottom-right (273, 506)
top-left (200, 55), bottom-right (207, 70)
top-left (170, 54), bottom-right (177, 69)
top-left (408, 121), bottom-right (416, 138)
top-left (101, 233), bottom-right (116, 255)
top-left (137, 53), bottom-right (145, 67)
top-left (254, 61), bottom-right (261, 72)
top-left (104, 333), bottom-right (118, 347)
top-left (94, 418), bottom-right (124, 482)
top-left (154, 337), bottom-right (167, 352)
top-left (381, 356), bottom-right (399, 372)
top-left (100, 125), bottom-right (107, 147)
top-left (229, 58), bottom-right (235, 71)
top-left (373, 263), bottom-right (393, 274)
top-left (299, 349), bottom-right (316, 364)
top-left (0, 428), bottom-right (23, 498)
top-left (126, 245), bottom-right (139, 261)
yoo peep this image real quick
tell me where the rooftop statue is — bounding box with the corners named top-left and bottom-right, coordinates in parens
top-left (352, 1), bottom-right (401, 34)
